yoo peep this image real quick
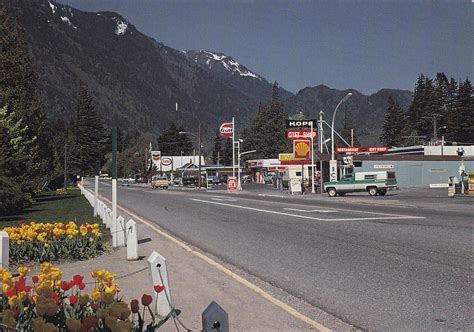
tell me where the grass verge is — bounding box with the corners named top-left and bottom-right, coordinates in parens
top-left (0, 188), bottom-right (110, 240)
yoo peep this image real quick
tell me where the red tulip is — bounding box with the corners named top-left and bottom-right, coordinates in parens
top-left (14, 278), bottom-right (26, 292)
top-left (90, 303), bottom-right (99, 310)
top-left (72, 275), bottom-right (84, 285)
top-left (69, 295), bottom-right (78, 305)
top-left (153, 284), bottom-right (164, 293)
top-left (141, 294), bottom-right (153, 306)
top-left (24, 285), bottom-right (32, 292)
top-left (51, 291), bottom-right (60, 303)
top-left (60, 281), bottom-right (71, 291)
top-left (78, 282), bottom-right (86, 290)
top-left (5, 289), bottom-right (16, 298)
top-left (130, 299), bottom-right (139, 313)
top-left (32, 275), bottom-right (39, 283)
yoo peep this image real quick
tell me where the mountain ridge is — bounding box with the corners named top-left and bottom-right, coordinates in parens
top-left (3, 0), bottom-right (413, 144)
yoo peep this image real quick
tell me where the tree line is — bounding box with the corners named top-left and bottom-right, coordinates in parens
top-left (0, 6), bottom-right (141, 215)
top-left (381, 73), bottom-right (473, 147)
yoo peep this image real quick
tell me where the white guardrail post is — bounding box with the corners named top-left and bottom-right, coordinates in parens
top-left (126, 219), bottom-right (138, 260)
top-left (147, 251), bottom-right (172, 316)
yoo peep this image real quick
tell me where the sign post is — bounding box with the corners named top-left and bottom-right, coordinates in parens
top-left (219, 120), bottom-right (235, 178)
top-left (310, 122), bottom-right (315, 194)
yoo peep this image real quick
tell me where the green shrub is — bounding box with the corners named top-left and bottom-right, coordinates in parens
top-left (0, 176), bottom-right (24, 216)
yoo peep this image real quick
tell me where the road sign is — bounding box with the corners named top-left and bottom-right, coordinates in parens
top-left (220, 123), bottom-right (233, 137)
top-left (329, 160), bottom-right (337, 182)
top-left (286, 129), bottom-right (317, 140)
top-left (161, 157), bottom-right (172, 166)
top-left (152, 151), bottom-right (161, 161)
top-left (286, 119), bottom-right (317, 129)
top-left (336, 146), bottom-right (388, 153)
top-left (293, 140), bottom-right (310, 159)
top-left (227, 177), bottom-right (237, 191)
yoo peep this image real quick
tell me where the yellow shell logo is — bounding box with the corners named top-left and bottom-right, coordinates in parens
top-left (295, 141), bottom-right (309, 157)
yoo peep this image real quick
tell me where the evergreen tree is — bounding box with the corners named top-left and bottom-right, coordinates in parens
top-left (451, 78), bottom-right (473, 143)
top-left (211, 132), bottom-right (222, 164)
top-left (341, 109), bottom-right (359, 146)
top-left (445, 78), bottom-right (458, 141)
top-left (72, 85), bottom-right (106, 175)
top-left (433, 72), bottom-right (449, 131)
top-left (241, 82), bottom-right (290, 158)
top-left (0, 6), bottom-right (51, 191)
top-left (157, 122), bottom-right (193, 155)
top-left (380, 96), bottom-right (405, 147)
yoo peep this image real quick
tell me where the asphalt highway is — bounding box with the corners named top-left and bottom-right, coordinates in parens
top-left (87, 180), bottom-right (473, 331)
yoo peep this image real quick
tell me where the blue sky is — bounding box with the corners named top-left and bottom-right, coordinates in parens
top-left (61, 0), bottom-right (472, 94)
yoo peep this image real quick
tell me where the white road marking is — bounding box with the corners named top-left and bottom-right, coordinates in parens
top-left (283, 208), bottom-right (336, 213)
top-left (190, 199), bottom-right (425, 222)
top-left (258, 194), bottom-right (287, 198)
top-left (211, 197), bottom-right (238, 202)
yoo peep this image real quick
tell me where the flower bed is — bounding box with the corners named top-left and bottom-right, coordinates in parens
top-left (3, 222), bottom-right (104, 263)
top-left (0, 264), bottom-right (174, 331)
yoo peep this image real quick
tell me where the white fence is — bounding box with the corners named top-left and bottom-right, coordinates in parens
top-left (78, 182), bottom-right (138, 259)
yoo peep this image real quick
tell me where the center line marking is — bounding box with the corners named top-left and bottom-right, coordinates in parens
top-left (191, 198), bottom-right (425, 221)
top-left (283, 208), bottom-right (336, 213)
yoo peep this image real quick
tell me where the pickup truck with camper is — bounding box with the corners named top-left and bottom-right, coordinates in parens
top-left (323, 171), bottom-right (397, 197)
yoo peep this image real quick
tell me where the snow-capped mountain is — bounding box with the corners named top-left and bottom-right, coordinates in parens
top-left (185, 50), bottom-right (292, 102)
top-left (186, 50), bottom-right (261, 79)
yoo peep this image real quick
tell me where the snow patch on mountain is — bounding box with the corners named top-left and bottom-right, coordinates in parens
top-left (202, 51), bottom-right (260, 79)
top-left (48, 1), bottom-right (56, 14)
top-left (60, 16), bottom-right (77, 29)
top-left (114, 20), bottom-right (128, 35)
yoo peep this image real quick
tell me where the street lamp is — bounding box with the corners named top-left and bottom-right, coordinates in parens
top-left (179, 126), bottom-right (202, 188)
top-left (330, 93), bottom-right (352, 182)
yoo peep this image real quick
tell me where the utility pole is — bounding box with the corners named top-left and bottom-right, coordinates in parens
top-left (330, 93), bottom-right (352, 182)
top-left (319, 111), bottom-right (324, 193)
top-left (198, 122), bottom-right (202, 188)
top-left (232, 117), bottom-right (235, 178)
top-left (310, 121), bottom-right (315, 194)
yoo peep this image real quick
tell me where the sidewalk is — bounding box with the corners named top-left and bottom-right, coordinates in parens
top-left (49, 190), bottom-right (334, 331)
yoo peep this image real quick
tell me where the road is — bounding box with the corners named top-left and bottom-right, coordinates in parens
top-left (87, 180), bottom-right (473, 331)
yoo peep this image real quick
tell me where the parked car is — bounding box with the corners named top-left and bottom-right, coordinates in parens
top-left (207, 175), bottom-right (221, 184)
top-left (151, 175), bottom-right (168, 189)
top-left (121, 179), bottom-right (130, 186)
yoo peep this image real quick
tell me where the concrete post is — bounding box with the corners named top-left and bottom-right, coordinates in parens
top-left (147, 251), bottom-right (172, 316)
top-left (94, 176), bottom-right (99, 217)
top-left (0, 231), bottom-right (9, 269)
top-left (126, 219), bottom-right (138, 260)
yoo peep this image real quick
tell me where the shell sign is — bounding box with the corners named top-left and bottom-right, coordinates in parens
top-left (293, 140), bottom-right (310, 159)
